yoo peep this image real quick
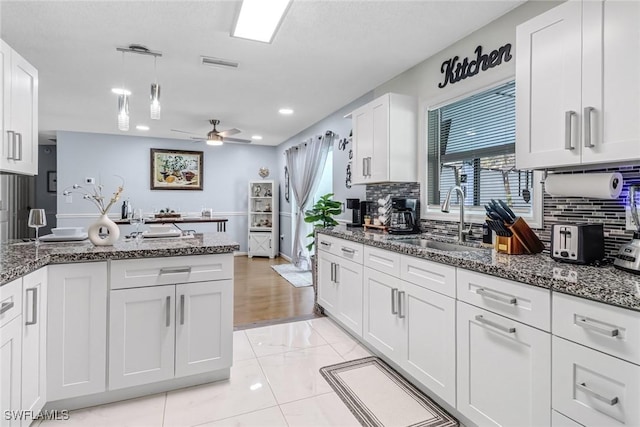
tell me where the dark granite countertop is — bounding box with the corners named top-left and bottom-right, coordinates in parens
top-left (319, 227), bottom-right (640, 313)
top-left (0, 233), bottom-right (240, 286)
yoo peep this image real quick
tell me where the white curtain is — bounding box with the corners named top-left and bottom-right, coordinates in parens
top-left (285, 131), bottom-right (335, 269)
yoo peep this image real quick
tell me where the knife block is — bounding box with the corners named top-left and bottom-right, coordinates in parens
top-left (507, 217), bottom-right (545, 254)
top-left (495, 235), bottom-right (525, 254)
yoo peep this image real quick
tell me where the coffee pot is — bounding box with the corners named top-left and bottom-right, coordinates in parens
top-left (388, 198), bottom-right (419, 234)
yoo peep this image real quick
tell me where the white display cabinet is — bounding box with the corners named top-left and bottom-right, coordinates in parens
top-left (248, 180), bottom-right (278, 258)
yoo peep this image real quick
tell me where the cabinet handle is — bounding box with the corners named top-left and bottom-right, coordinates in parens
top-left (166, 296), bottom-right (171, 327)
top-left (180, 294), bottom-right (185, 325)
top-left (362, 158), bottom-right (367, 177)
top-left (269, 238), bottom-right (272, 249)
top-left (398, 291), bottom-right (406, 318)
top-left (159, 267), bottom-right (191, 275)
top-left (15, 133), bottom-right (22, 161)
top-left (6, 130), bottom-right (15, 160)
top-left (334, 264), bottom-right (339, 284)
top-left (0, 301), bottom-right (14, 315)
top-left (575, 316), bottom-right (619, 337)
top-left (475, 314), bottom-right (516, 334)
top-left (320, 241), bottom-right (331, 248)
top-left (565, 110), bottom-right (576, 150)
top-left (583, 106), bottom-right (595, 148)
top-left (367, 157), bottom-right (372, 177)
top-left (476, 288), bottom-right (517, 305)
top-left (391, 288), bottom-right (398, 314)
top-left (25, 288), bottom-right (38, 326)
top-left (341, 247), bottom-right (355, 254)
top-left (577, 382), bottom-right (619, 406)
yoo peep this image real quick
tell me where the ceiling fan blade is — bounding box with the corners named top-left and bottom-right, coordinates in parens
top-left (224, 137), bottom-right (252, 144)
top-left (218, 128), bottom-right (241, 137)
top-left (171, 129), bottom-right (201, 136)
top-left (189, 137), bottom-right (204, 142)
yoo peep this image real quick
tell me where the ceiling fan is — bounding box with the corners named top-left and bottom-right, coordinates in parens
top-left (171, 119), bottom-right (251, 145)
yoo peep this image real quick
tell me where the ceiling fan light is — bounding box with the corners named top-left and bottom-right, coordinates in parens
top-left (207, 131), bottom-right (223, 146)
top-left (117, 94), bottom-right (129, 131)
top-left (207, 139), bottom-right (223, 146)
top-left (150, 83), bottom-right (161, 120)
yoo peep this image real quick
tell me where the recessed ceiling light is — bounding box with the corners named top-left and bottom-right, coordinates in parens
top-left (251, 135), bottom-right (263, 140)
top-left (279, 108), bottom-right (294, 115)
top-left (111, 88), bottom-right (131, 96)
top-left (136, 125), bottom-right (150, 131)
top-left (231, 0), bottom-right (291, 43)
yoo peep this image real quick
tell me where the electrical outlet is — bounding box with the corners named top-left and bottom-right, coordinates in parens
top-left (85, 177), bottom-right (95, 185)
top-left (626, 206), bottom-right (637, 230)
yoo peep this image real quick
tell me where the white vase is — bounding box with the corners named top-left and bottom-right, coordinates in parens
top-left (87, 214), bottom-right (120, 246)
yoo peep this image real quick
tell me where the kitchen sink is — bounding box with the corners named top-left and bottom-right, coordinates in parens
top-left (396, 239), bottom-right (486, 252)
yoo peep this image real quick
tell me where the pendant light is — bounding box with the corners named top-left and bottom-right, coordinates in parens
top-left (150, 56), bottom-right (161, 120)
top-left (117, 51), bottom-right (129, 131)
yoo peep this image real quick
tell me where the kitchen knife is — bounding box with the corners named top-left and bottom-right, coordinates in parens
top-left (490, 200), bottom-right (514, 224)
top-left (497, 199), bottom-right (517, 220)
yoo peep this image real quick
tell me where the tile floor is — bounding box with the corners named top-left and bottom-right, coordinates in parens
top-left (39, 317), bottom-right (372, 427)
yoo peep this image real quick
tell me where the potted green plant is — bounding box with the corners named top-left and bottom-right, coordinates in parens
top-left (304, 193), bottom-right (342, 252)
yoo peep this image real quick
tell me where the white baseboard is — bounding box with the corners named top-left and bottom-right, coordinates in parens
top-left (234, 251), bottom-right (248, 257)
top-left (279, 253), bottom-right (292, 262)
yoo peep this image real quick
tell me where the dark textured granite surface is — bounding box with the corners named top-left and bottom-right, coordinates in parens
top-left (319, 227), bottom-right (640, 313)
top-left (0, 233), bottom-right (240, 286)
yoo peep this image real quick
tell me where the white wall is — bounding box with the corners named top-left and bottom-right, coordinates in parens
top-left (56, 131), bottom-right (278, 251)
top-left (275, 93), bottom-right (372, 258)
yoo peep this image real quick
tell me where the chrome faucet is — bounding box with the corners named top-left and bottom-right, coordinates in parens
top-left (441, 185), bottom-right (473, 242)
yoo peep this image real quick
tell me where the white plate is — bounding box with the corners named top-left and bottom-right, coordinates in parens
top-left (142, 230), bottom-right (182, 238)
top-left (39, 233), bottom-right (89, 242)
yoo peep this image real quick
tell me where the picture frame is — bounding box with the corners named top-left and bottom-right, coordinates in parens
top-left (47, 171), bottom-right (57, 193)
top-left (150, 149), bottom-right (203, 190)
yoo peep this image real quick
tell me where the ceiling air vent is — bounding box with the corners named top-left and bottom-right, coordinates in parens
top-left (200, 56), bottom-right (239, 70)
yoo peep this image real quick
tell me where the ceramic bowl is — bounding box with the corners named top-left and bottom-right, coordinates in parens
top-left (52, 227), bottom-right (84, 236)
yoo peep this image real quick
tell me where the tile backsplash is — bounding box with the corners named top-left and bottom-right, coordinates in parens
top-left (366, 165), bottom-right (640, 259)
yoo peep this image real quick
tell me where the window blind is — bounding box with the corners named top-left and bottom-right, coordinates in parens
top-left (427, 81), bottom-right (533, 212)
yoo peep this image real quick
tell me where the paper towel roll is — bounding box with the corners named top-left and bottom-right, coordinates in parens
top-left (544, 172), bottom-right (623, 199)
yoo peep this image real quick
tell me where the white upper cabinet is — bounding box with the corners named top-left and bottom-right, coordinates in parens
top-left (351, 93), bottom-right (417, 184)
top-left (516, 0), bottom-right (640, 170)
top-left (0, 39), bottom-right (38, 175)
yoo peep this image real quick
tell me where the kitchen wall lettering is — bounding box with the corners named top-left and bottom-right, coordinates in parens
top-left (438, 44), bottom-right (512, 89)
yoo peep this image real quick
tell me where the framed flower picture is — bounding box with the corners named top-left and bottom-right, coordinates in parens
top-left (150, 149), bottom-right (203, 190)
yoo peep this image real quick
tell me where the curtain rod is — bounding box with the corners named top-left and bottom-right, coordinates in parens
top-left (284, 130), bottom-right (336, 153)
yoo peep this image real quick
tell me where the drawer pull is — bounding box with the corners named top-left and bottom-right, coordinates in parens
top-left (391, 288), bottom-right (398, 315)
top-left (341, 247), bottom-right (355, 254)
top-left (159, 267), bottom-right (192, 275)
top-left (398, 291), bottom-right (406, 319)
top-left (476, 288), bottom-right (517, 305)
top-left (577, 382), bottom-right (619, 406)
top-left (575, 317), bottom-right (619, 337)
top-left (0, 301), bottom-right (14, 315)
top-left (320, 241), bottom-right (332, 247)
top-left (475, 315), bottom-right (516, 334)
top-left (180, 295), bottom-right (185, 325)
top-left (166, 296), bottom-right (171, 327)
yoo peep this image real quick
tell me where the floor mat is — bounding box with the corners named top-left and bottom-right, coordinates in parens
top-left (320, 356), bottom-right (458, 427)
top-left (271, 263), bottom-right (312, 288)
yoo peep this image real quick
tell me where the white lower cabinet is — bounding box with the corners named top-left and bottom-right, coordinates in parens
top-left (456, 301), bottom-right (551, 427)
top-left (109, 280), bottom-right (233, 390)
top-left (552, 336), bottom-right (640, 427)
top-left (1, 278), bottom-right (22, 427)
top-left (109, 285), bottom-right (176, 390)
top-left (248, 232), bottom-right (274, 258)
top-left (317, 248), bottom-right (363, 337)
top-left (47, 262), bottom-right (108, 401)
top-left (21, 268), bottom-right (47, 418)
top-left (363, 267), bottom-right (403, 360)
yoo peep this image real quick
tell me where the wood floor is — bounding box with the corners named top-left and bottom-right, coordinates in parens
top-left (234, 255), bottom-right (316, 329)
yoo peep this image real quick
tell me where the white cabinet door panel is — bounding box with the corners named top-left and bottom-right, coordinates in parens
top-left (317, 251), bottom-right (338, 314)
top-left (457, 301), bottom-right (551, 427)
top-left (363, 268), bottom-right (402, 360)
top-left (335, 258), bottom-right (363, 337)
top-left (370, 95), bottom-right (390, 183)
top-left (175, 280), bottom-right (232, 378)
top-left (109, 285), bottom-right (175, 390)
top-left (47, 262), bottom-right (108, 401)
top-left (21, 268), bottom-right (46, 416)
top-left (401, 282), bottom-right (456, 408)
top-left (0, 316), bottom-right (21, 427)
top-left (352, 106), bottom-right (373, 184)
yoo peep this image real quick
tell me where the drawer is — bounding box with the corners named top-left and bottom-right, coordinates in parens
top-left (553, 293), bottom-right (640, 365)
top-left (317, 234), bottom-right (363, 264)
top-left (364, 246), bottom-right (400, 276)
top-left (457, 269), bottom-right (551, 331)
top-left (400, 255), bottom-right (456, 298)
top-left (553, 336), bottom-right (640, 427)
top-left (0, 277), bottom-right (22, 327)
top-left (111, 254), bottom-right (233, 290)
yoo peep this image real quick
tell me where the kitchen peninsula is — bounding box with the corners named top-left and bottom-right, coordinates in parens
top-left (0, 233), bottom-right (239, 420)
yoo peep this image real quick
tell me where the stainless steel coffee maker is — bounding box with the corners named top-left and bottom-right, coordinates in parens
top-left (389, 198), bottom-right (419, 234)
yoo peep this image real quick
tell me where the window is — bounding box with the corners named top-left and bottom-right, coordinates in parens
top-left (425, 80), bottom-right (541, 226)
